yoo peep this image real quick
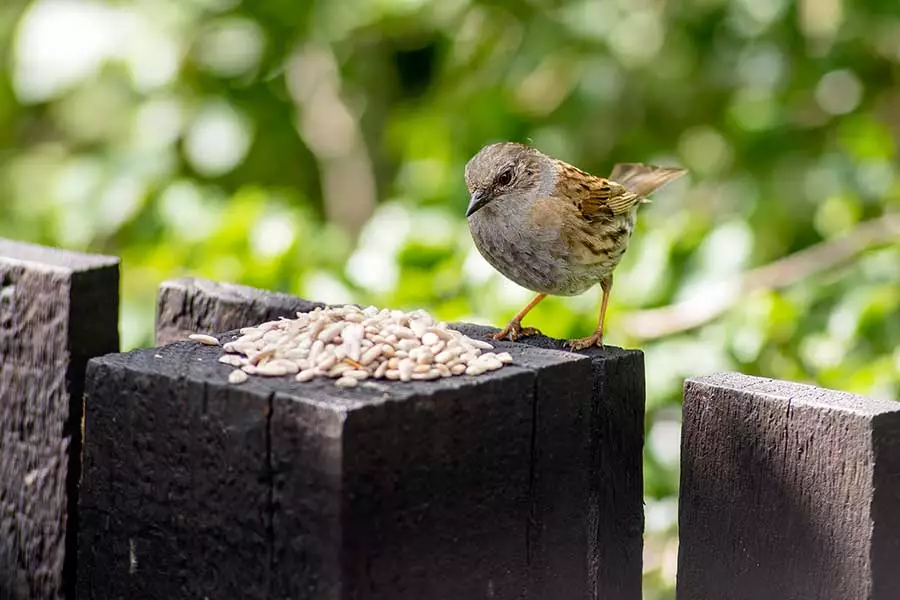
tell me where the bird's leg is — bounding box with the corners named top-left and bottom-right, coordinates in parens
top-left (567, 275), bottom-right (612, 350)
top-left (492, 293), bottom-right (547, 341)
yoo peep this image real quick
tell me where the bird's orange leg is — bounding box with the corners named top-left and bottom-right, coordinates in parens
top-left (567, 275), bottom-right (612, 350)
top-left (492, 293), bottom-right (547, 341)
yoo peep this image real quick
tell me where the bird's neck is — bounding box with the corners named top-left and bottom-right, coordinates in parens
top-left (536, 155), bottom-right (559, 198)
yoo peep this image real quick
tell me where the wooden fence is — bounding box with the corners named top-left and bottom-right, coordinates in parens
top-left (0, 240), bottom-right (897, 600)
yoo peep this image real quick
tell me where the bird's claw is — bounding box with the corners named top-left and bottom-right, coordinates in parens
top-left (566, 331), bottom-right (604, 351)
top-left (491, 320), bottom-right (542, 342)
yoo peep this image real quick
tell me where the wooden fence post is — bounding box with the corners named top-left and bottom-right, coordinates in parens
top-left (678, 372), bottom-right (900, 600)
top-left (76, 281), bottom-right (645, 599)
top-left (0, 240), bottom-right (119, 600)
top-left (155, 277), bottom-right (323, 346)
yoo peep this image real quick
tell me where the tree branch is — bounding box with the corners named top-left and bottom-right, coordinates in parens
top-left (620, 212), bottom-right (900, 340)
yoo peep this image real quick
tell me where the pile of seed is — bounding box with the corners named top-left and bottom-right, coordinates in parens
top-left (189, 305), bottom-right (513, 388)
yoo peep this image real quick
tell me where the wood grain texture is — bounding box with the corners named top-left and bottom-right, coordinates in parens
top-left (496, 329), bottom-right (645, 600)
top-left (0, 239), bottom-right (119, 600)
top-left (157, 280), bottom-right (646, 598)
top-left (79, 329), bottom-right (587, 599)
top-left (82, 285), bottom-right (646, 600)
top-left (155, 277), bottom-right (323, 346)
top-left (678, 372), bottom-right (900, 600)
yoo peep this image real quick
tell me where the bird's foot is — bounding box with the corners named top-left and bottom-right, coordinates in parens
top-left (566, 330), bottom-right (603, 350)
top-left (491, 320), bottom-right (542, 342)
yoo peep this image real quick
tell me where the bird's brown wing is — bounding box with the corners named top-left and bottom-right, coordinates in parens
top-left (553, 160), bottom-right (644, 221)
top-left (529, 193), bottom-right (627, 266)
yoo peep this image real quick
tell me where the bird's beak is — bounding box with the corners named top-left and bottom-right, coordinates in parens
top-left (466, 191), bottom-right (489, 218)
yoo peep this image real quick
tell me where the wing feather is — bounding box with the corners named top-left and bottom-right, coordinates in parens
top-left (553, 160), bottom-right (643, 219)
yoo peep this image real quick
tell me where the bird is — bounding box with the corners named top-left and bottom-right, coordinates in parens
top-left (464, 141), bottom-right (686, 350)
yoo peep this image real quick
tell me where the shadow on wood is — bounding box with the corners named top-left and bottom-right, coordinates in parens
top-left (678, 373), bottom-right (900, 600)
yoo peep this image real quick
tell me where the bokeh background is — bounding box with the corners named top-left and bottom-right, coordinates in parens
top-left (2, 0), bottom-right (899, 596)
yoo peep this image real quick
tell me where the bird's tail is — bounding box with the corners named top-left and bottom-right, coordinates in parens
top-left (609, 163), bottom-right (687, 198)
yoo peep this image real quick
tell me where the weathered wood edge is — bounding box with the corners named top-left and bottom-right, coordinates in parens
top-left (686, 372), bottom-right (899, 415)
top-left (0, 239), bottom-right (119, 272)
top-left (155, 277), bottom-right (323, 345)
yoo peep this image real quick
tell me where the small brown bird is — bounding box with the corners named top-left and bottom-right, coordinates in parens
top-left (465, 142), bottom-right (686, 349)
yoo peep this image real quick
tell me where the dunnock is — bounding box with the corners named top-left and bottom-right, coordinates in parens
top-left (465, 142), bottom-right (686, 349)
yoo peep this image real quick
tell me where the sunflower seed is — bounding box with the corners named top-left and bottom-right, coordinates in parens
top-left (427, 326), bottom-right (453, 341)
top-left (415, 349), bottom-right (434, 365)
top-left (327, 363), bottom-right (352, 378)
top-left (480, 356), bottom-right (503, 371)
top-left (335, 376), bottom-right (358, 388)
top-left (465, 363), bottom-right (486, 376)
top-left (189, 333), bottom-right (220, 346)
top-left (470, 338), bottom-right (494, 350)
top-left (374, 361), bottom-right (389, 378)
top-left (255, 363), bottom-right (289, 377)
top-left (269, 359), bottom-right (300, 374)
top-left (308, 339), bottom-right (324, 363)
top-left (434, 349), bottom-right (457, 364)
top-left (319, 322), bottom-right (346, 343)
top-left (315, 349), bottom-right (335, 367)
top-left (360, 344), bottom-right (383, 366)
top-left (295, 369), bottom-right (317, 382)
top-left (398, 358), bottom-right (415, 382)
top-left (228, 370), bottom-right (249, 384)
top-left (410, 319), bottom-right (428, 338)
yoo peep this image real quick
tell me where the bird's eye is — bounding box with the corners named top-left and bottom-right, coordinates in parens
top-left (497, 170), bottom-right (513, 186)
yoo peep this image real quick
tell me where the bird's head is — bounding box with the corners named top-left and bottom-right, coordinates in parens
top-left (464, 142), bottom-right (548, 218)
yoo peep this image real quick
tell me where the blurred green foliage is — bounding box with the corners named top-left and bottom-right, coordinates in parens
top-left (2, 0), bottom-right (899, 596)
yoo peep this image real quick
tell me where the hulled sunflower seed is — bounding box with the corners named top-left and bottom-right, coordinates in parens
top-left (229, 370), bottom-right (249, 384)
top-left (255, 363), bottom-right (289, 377)
top-left (296, 369), bottom-right (317, 382)
top-left (374, 361), bottom-right (389, 378)
top-left (219, 354), bottom-right (244, 367)
top-left (189, 333), bottom-right (220, 346)
top-left (335, 376), bottom-right (358, 388)
top-left (360, 344), bottom-right (383, 366)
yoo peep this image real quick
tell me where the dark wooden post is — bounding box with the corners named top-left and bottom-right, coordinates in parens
top-left (77, 282), bottom-right (645, 599)
top-left (155, 277), bottom-right (323, 345)
top-left (0, 239), bottom-right (119, 600)
top-left (678, 373), bottom-right (900, 600)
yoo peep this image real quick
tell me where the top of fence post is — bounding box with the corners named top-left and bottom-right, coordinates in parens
top-left (678, 372), bottom-right (900, 600)
top-left (155, 277), bottom-right (323, 345)
top-left (0, 239), bottom-right (119, 272)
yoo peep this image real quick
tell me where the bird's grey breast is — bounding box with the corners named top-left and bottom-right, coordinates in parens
top-left (467, 203), bottom-right (568, 295)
